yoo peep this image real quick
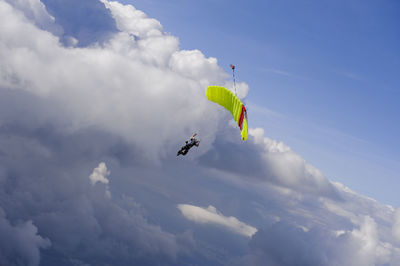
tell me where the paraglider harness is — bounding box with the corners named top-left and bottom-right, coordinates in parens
top-left (177, 134), bottom-right (200, 156)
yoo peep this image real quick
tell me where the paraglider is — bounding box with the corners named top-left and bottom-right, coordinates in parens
top-left (205, 64), bottom-right (248, 141)
top-left (177, 133), bottom-right (201, 156)
top-left (205, 85), bottom-right (248, 141)
top-left (177, 64), bottom-right (247, 158)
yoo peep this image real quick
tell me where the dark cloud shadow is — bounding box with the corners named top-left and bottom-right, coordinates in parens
top-left (41, 0), bottom-right (118, 46)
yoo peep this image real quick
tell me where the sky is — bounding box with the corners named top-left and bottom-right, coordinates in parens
top-left (0, 0), bottom-right (399, 265)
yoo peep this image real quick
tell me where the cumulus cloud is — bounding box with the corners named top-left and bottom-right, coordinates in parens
top-left (100, 0), bottom-right (162, 38)
top-left (178, 204), bottom-right (257, 237)
top-left (0, 0), bottom-right (233, 161)
top-left (250, 128), bottom-right (333, 192)
top-left (348, 216), bottom-right (392, 265)
top-left (0, 0), bottom-right (228, 263)
top-left (4, 0), bottom-right (62, 36)
top-left (393, 207), bottom-right (400, 242)
top-left (1, 0), bottom-right (400, 265)
top-left (0, 124), bottom-right (181, 265)
top-left (0, 208), bottom-right (51, 266)
top-left (90, 162), bottom-right (111, 198)
top-left (234, 215), bottom-right (397, 266)
top-left (199, 127), bottom-right (338, 199)
top-left (89, 162), bottom-right (110, 185)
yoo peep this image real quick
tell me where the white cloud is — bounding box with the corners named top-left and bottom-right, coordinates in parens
top-left (89, 162), bottom-right (111, 198)
top-left (0, 0), bottom-right (235, 161)
top-left (361, 216), bottom-right (393, 263)
top-left (344, 216), bottom-right (392, 266)
top-left (89, 162), bottom-right (110, 185)
top-left (0, 207), bottom-right (51, 266)
top-left (101, 0), bottom-right (162, 38)
top-left (4, 0), bottom-right (62, 35)
top-left (246, 128), bottom-right (336, 196)
top-left (178, 204), bottom-right (257, 237)
top-left (2, 0), bottom-right (400, 265)
top-left (393, 207), bottom-right (400, 242)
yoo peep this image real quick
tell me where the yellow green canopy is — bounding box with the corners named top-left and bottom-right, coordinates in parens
top-left (206, 86), bottom-right (248, 141)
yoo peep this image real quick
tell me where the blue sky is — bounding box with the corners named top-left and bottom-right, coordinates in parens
top-left (124, 0), bottom-right (400, 205)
